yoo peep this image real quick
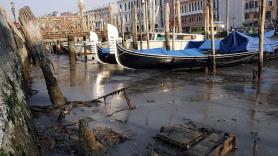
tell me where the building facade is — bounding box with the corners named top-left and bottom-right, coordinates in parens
top-left (117, 0), bottom-right (164, 33)
top-left (244, 0), bottom-right (278, 28)
top-left (85, 3), bottom-right (119, 32)
top-left (166, 0), bottom-right (245, 33)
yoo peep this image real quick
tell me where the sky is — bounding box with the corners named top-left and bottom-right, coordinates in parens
top-left (0, 0), bottom-right (116, 18)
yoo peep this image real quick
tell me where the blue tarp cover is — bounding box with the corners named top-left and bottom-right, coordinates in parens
top-left (186, 41), bottom-right (205, 49)
top-left (220, 31), bottom-right (278, 53)
top-left (135, 48), bottom-right (205, 57)
top-left (102, 48), bottom-right (110, 54)
top-left (198, 40), bottom-right (221, 51)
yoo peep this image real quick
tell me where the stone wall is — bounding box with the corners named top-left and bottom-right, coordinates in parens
top-left (0, 7), bottom-right (40, 156)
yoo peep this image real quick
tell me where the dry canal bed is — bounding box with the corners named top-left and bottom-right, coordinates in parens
top-left (29, 54), bottom-right (278, 155)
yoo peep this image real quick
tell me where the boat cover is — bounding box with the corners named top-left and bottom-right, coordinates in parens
top-left (102, 48), bottom-right (110, 54)
top-left (186, 41), bottom-right (205, 49)
top-left (219, 31), bottom-right (278, 53)
top-left (198, 40), bottom-right (221, 51)
top-left (135, 48), bottom-right (205, 57)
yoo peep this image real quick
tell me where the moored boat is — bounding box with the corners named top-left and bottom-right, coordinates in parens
top-left (115, 31), bottom-right (278, 70)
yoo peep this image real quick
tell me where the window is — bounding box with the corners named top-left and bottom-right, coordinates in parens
top-left (250, 1), bottom-right (254, 8)
top-left (245, 13), bottom-right (249, 19)
top-left (254, 12), bottom-right (258, 18)
top-left (266, 11), bottom-right (272, 19)
top-left (245, 3), bottom-right (249, 10)
top-left (255, 1), bottom-right (259, 8)
top-left (268, 0), bottom-right (273, 6)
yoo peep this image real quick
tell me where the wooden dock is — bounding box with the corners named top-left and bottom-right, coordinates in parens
top-left (148, 122), bottom-right (236, 156)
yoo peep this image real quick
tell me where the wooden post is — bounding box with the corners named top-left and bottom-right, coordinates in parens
top-left (204, 4), bottom-right (210, 39)
top-left (119, 9), bottom-right (126, 48)
top-left (151, 0), bottom-right (156, 32)
top-left (177, 0), bottom-right (182, 33)
top-left (144, 0), bottom-right (150, 49)
top-left (79, 119), bottom-right (103, 155)
top-left (132, 6), bottom-right (138, 49)
top-left (208, 0), bottom-right (216, 73)
top-left (172, 0), bottom-right (176, 50)
top-left (226, 0), bottom-right (230, 36)
top-left (139, 0), bottom-right (143, 50)
top-left (83, 36), bottom-right (87, 62)
top-left (68, 35), bottom-right (76, 65)
top-left (164, 3), bottom-right (171, 50)
top-left (19, 7), bottom-right (66, 106)
top-left (258, 0), bottom-right (266, 80)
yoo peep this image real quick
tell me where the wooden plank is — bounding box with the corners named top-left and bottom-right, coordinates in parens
top-left (149, 123), bottom-right (236, 156)
top-left (158, 125), bottom-right (205, 149)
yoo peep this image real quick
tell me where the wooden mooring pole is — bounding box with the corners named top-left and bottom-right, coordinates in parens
top-left (83, 36), bottom-right (87, 62)
top-left (132, 6), bottom-right (138, 49)
top-left (144, 0), bottom-right (150, 49)
top-left (208, 0), bottom-right (216, 74)
top-left (258, 0), bottom-right (266, 80)
top-left (226, 0), bottom-right (230, 36)
top-left (68, 35), bottom-right (76, 65)
top-left (177, 0), bottom-right (182, 33)
top-left (164, 3), bottom-right (171, 50)
top-left (139, 0), bottom-right (143, 50)
top-left (172, 0), bottom-right (176, 50)
top-left (19, 7), bottom-right (66, 106)
top-left (204, 5), bottom-right (210, 39)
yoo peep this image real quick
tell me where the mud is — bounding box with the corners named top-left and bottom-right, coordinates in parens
top-left (29, 54), bottom-right (278, 156)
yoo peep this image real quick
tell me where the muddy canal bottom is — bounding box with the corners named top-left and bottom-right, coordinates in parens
top-left (29, 54), bottom-right (278, 156)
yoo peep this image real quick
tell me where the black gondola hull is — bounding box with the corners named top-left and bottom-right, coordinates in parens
top-left (116, 43), bottom-right (264, 70)
top-left (97, 46), bottom-right (117, 64)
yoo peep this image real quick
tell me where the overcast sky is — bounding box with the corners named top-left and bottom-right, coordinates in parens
top-left (0, 0), bottom-right (117, 18)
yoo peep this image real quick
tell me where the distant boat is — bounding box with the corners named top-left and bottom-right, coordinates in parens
top-left (115, 31), bottom-right (278, 69)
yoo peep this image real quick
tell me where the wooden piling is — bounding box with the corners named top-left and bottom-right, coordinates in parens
top-left (164, 3), bottom-right (171, 50)
top-left (204, 5), bottom-right (210, 39)
top-left (79, 119), bottom-right (103, 155)
top-left (144, 0), bottom-right (150, 49)
top-left (258, 0), bottom-right (266, 80)
top-left (132, 6), bottom-right (138, 49)
top-left (172, 0), bottom-right (176, 50)
top-left (226, 0), bottom-right (230, 36)
top-left (68, 35), bottom-right (76, 65)
top-left (83, 36), bottom-right (87, 62)
top-left (177, 0), bottom-right (182, 33)
top-left (208, 0), bottom-right (216, 74)
top-left (139, 0), bottom-right (143, 50)
top-left (151, 0), bottom-right (156, 32)
top-left (19, 6), bottom-right (66, 106)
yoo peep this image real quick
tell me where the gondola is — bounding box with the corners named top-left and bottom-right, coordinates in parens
top-left (115, 31), bottom-right (278, 70)
top-left (96, 45), bottom-right (117, 64)
top-left (115, 42), bottom-right (259, 69)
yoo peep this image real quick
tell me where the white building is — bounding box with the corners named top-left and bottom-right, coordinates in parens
top-left (117, 0), bottom-right (165, 33)
top-left (85, 3), bottom-right (119, 32)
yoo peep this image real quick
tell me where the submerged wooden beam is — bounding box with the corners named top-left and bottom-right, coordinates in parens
top-left (19, 6), bottom-right (67, 106)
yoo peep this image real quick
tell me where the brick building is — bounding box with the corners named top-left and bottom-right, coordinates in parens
top-left (244, 0), bottom-right (278, 28)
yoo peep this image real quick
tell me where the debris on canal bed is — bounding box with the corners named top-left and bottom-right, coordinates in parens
top-left (148, 122), bottom-right (236, 156)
